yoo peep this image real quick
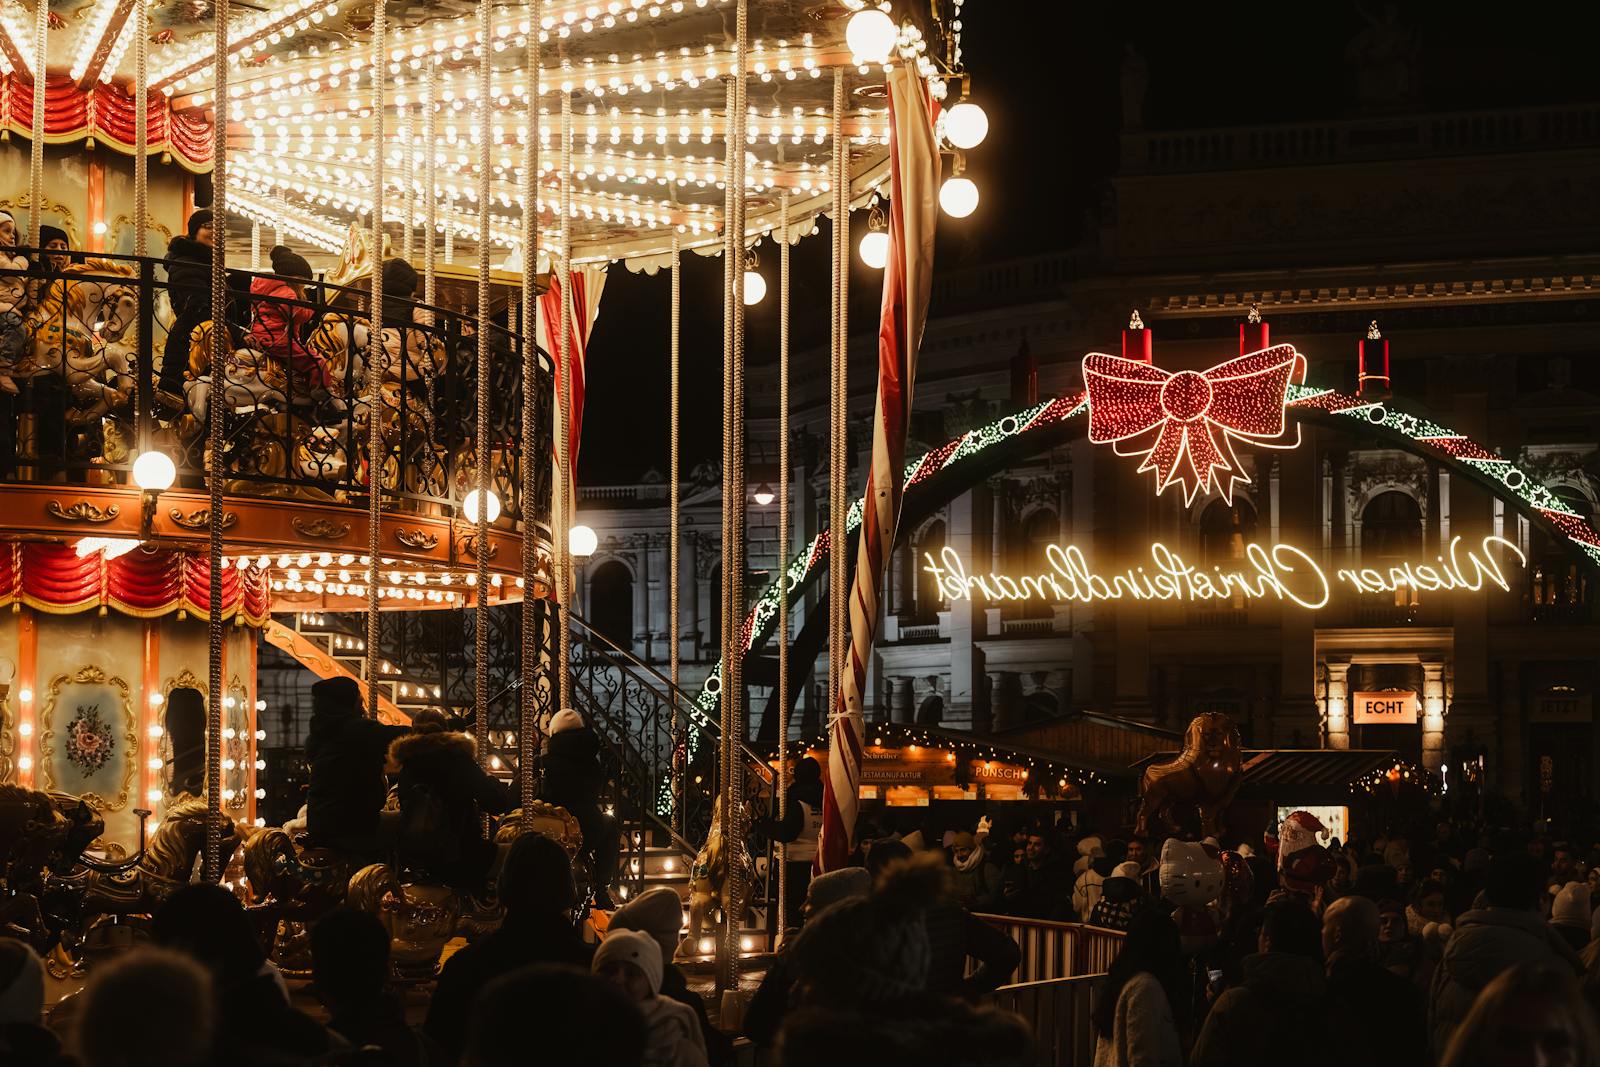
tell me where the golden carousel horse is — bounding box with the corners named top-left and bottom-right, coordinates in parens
top-left (0, 786), bottom-right (105, 947)
top-left (677, 798), bottom-right (756, 961)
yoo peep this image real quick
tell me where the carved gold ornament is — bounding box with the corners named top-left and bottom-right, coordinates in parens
top-left (169, 507), bottom-right (238, 531)
top-left (290, 516), bottom-right (351, 540)
top-left (395, 528), bottom-right (440, 550)
top-left (46, 500), bottom-right (120, 524)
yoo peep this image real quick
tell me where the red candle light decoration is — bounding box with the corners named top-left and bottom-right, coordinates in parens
top-left (1240, 302), bottom-right (1270, 355)
top-left (1359, 319), bottom-right (1390, 397)
top-left (1122, 309), bottom-right (1153, 364)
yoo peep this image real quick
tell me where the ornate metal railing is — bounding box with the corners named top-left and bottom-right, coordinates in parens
top-left (0, 249), bottom-right (550, 530)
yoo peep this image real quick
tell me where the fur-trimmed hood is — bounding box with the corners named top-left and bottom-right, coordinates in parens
top-left (388, 729), bottom-right (475, 769)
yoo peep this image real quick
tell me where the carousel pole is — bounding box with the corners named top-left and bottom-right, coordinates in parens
top-left (250, 222), bottom-right (261, 271)
top-left (133, 0), bottom-right (149, 453)
top-left (715, 0), bottom-right (748, 995)
top-left (555, 91), bottom-right (573, 717)
top-left (775, 191), bottom-right (790, 938)
top-left (820, 65), bottom-right (850, 871)
top-left (365, 0), bottom-right (387, 721)
top-left (203, 0), bottom-right (232, 884)
top-left (26, 0), bottom-right (46, 248)
top-left (402, 102), bottom-right (416, 261)
top-left (423, 59), bottom-right (438, 320)
top-left (668, 230), bottom-right (681, 835)
top-left (519, 0), bottom-right (542, 824)
top-left (473, 0), bottom-right (492, 765)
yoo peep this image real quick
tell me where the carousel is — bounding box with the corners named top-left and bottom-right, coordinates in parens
top-left (0, 0), bottom-right (986, 994)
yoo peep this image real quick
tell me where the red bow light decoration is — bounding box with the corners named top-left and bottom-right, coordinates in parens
top-left (1083, 345), bottom-right (1305, 505)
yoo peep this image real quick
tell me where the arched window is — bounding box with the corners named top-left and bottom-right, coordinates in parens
top-left (914, 520), bottom-right (947, 622)
top-left (1199, 500), bottom-right (1258, 566)
top-left (165, 688), bottom-right (206, 797)
top-left (588, 561), bottom-right (634, 650)
top-left (1532, 486), bottom-right (1593, 617)
top-left (1362, 490), bottom-right (1424, 610)
top-left (916, 694), bottom-right (945, 724)
top-left (1361, 490), bottom-right (1423, 561)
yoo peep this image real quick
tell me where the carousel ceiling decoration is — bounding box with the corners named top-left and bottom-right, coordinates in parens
top-left (31, 0), bottom-right (968, 266)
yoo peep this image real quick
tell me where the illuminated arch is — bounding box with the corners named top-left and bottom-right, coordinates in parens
top-left (685, 382), bottom-right (1600, 731)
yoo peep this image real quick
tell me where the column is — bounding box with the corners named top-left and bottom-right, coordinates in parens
top-left (947, 485), bottom-right (992, 730)
top-left (1324, 659), bottom-right (1351, 750)
top-left (864, 641), bottom-right (884, 722)
top-left (890, 677), bottom-right (915, 724)
top-left (987, 672), bottom-right (1010, 732)
top-left (631, 539), bottom-right (650, 658)
top-left (1109, 457), bottom-right (1153, 722)
top-left (1277, 442), bottom-right (1320, 745)
top-left (1498, 662), bottom-right (1524, 804)
top-left (1422, 661), bottom-right (1446, 772)
top-left (647, 534), bottom-right (668, 661)
top-left (682, 534), bottom-right (700, 663)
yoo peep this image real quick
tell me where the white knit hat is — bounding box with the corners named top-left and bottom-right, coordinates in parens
top-left (549, 709), bottom-right (585, 735)
top-left (1552, 881), bottom-right (1591, 932)
top-left (592, 929), bottom-right (663, 995)
top-left (1112, 861), bottom-right (1142, 881)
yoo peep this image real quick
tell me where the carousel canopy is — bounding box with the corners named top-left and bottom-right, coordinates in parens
top-left (31, 0), bottom-right (965, 266)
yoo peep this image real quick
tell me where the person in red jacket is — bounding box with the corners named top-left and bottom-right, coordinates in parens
top-left (250, 245), bottom-right (330, 402)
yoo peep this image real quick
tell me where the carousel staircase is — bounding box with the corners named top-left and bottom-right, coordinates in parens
top-left (277, 607), bottom-right (777, 954)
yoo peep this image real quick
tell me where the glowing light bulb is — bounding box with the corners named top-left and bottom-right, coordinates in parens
top-left (845, 8), bottom-right (896, 64)
top-left (941, 101), bottom-right (988, 149)
top-left (569, 524), bottom-right (599, 557)
top-left (859, 229), bottom-right (889, 269)
top-left (742, 269), bottom-right (767, 305)
top-left (463, 488), bottom-right (501, 523)
top-left (939, 176), bottom-right (979, 218)
top-left (132, 450), bottom-right (177, 491)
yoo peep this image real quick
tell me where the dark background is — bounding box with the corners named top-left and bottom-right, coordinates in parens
top-left (579, 1), bottom-right (1599, 484)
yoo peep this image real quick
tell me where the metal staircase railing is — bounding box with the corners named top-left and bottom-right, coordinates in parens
top-left (278, 603), bottom-right (778, 938)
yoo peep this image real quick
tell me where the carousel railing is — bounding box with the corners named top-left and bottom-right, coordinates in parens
top-left (974, 915), bottom-right (1125, 984)
top-left (0, 249), bottom-right (551, 533)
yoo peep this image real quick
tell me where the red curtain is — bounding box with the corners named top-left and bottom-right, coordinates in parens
top-left (0, 544), bottom-right (269, 624)
top-left (1, 74), bottom-right (213, 172)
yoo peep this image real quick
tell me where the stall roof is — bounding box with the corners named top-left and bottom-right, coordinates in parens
top-left (1133, 748), bottom-right (1400, 801)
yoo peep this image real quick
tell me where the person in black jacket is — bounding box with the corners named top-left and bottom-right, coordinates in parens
top-left (759, 755), bottom-right (824, 929)
top-left (388, 708), bottom-right (511, 894)
top-left (303, 675), bottom-right (409, 857)
top-left (426, 833), bottom-right (594, 1064)
top-left (312, 907), bottom-right (432, 1067)
top-left (541, 709), bottom-right (620, 908)
top-left (158, 209), bottom-right (217, 403)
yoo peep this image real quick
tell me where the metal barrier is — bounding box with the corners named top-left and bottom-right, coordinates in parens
top-left (985, 974), bottom-right (1101, 1067)
top-left (975, 915), bottom-right (1124, 983)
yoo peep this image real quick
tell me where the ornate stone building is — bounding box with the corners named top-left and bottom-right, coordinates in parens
top-left (576, 97), bottom-right (1600, 811)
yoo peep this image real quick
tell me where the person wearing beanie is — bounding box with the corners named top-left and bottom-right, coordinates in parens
top-left (610, 887), bottom-right (715, 1051)
top-left (311, 908), bottom-right (428, 1067)
top-left (1087, 861), bottom-right (1145, 933)
top-left (381, 257), bottom-right (421, 328)
top-left (303, 675), bottom-right (410, 853)
top-left (36, 223), bottom-right (70, 273)
top-left (159, 208), bottom-right (221, 398)
top-left (1551, 881), bottom-right (1592, 953)
top-left (948, 828), bottom-right (1003, 913)
top-left (250, 244), bottom-right (327, 394)
top-left (758, 755), bottom-right (824, 929)
top-left (388, 705), bottom-right (510, 895)
top-left (1321, 895), bottom-right (1428, 1067)
top-left (426, 834), bottom-right (593, 1062)
top-left (593, 930), bottom-right (708, 1067)
top-left (539, 709), bottom-right (620, 908)
top-left (0, 939), bottom-right (66, 1066)
top-left (1073, 846), bottom-right (1114, 921)
top-left (743, 865), bottom-right (874, 1049)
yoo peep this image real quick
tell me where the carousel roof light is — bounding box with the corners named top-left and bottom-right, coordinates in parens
top-left (940, 100), bottom-right (988, 150)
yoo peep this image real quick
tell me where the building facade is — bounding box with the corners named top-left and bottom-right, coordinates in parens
top-left (575, 98), bottom-right (1600, 812)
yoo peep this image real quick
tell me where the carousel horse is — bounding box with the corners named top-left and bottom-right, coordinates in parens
top-left (677, 797), bottom-right (756, 961)
top-left (241, 824), bottom-right (358, 976)
top-left (68, 794), bottom-right (243, 914)
top-left (1134, 712), bottom-right (1244, 839)
top-left (181, 320), bottom-right (289, 425)
top-left (0, 786), bottom-right (105, 948)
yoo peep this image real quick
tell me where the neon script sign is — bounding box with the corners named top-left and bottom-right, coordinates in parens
top-left (922, 535), bottom-right (1526, 611)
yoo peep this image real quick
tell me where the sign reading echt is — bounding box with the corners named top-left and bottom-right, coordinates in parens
top-left (1353, 691), bottom-right (1419, 725)
top-left (922, 535), bottom-right (1525, 612)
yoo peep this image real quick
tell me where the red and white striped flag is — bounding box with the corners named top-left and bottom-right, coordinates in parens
top-left (818, 66), bottom-right (940, 871)
top-left (538, 264), bottom-right (608, 483)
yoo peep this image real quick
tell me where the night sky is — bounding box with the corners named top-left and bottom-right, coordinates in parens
top-left (578, 2), bottom-right (1599, 484)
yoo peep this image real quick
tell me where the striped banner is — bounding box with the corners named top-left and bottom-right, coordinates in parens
top-left (818, 66), bottom-right (940, 870)
top-left (538, 264), bottom-right (608, 482)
